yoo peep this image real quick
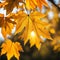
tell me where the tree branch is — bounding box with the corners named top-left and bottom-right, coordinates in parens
top-left (48, 0), bottom-right (60, 11)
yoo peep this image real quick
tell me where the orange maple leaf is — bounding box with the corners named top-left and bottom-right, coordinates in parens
top-left (1, 39), bottom-right (23, 60)
top-left (0, 14), bottom-right (16, 38)
top-left (13, 11), bottom-right (52, 50)
top-left (25, 0), bottom-right (48, 10)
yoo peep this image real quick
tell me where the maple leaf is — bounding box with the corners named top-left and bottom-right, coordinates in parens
top-left (0, 14), bottom-right (16, 38)
top-left (5, 0), bottom-right (23, 14)
top-left (1, 39), bottom-right (23, 60)
top-left (25, 0), bottom-right (48, 10)
top-left (13, 11), bottom-right (52, 50)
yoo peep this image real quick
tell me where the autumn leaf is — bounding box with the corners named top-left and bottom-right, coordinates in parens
top-left (1, 39), bottom-right (23, 60)
top-left (13, 11), bottom-right (52, 50)
top-left (25, 0), bottom-right (48, 10)
top-left (5, 0), bottom-right (23, 14)
top-left (0, 14), bottom-right (16, 38)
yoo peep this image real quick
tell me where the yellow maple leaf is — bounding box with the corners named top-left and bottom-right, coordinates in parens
top-left (5, 0), bottom-right (23, 14)
top-left (13, 11), bottom-right (52, 50)
top-left (0, 14), bottom-right (16, 38)
top-left (1, 39), bottom-right (23, 60)
top-left (25, 0), bottom-right (48, 10)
